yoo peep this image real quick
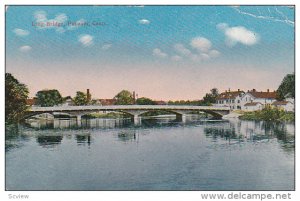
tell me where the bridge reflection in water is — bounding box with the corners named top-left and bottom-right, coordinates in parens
top-left (23, 117), bottom-right (295, 153)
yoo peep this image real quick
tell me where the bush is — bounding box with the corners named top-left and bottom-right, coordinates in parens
top-left (239, 107), bottom-right (294, 122)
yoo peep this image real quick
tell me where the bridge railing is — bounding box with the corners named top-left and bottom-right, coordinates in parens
top-left (29, 105), bottom-right (230, 112)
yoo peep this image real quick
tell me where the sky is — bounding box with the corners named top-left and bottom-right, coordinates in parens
top-left (6, 5), bottom-right (295, 100)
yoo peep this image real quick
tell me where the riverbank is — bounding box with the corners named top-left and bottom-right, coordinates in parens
top-left (238, 108), bottom-right (294, 122)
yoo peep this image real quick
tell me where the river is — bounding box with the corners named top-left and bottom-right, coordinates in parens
top-left (5, 115), bottom-right (294, 190)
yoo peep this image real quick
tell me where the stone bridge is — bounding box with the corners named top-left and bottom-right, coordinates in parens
top-left (25, 105), bottom-right (230, 125)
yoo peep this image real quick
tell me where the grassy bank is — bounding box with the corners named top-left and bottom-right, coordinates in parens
top-left (239, 107), bottom-right (294, 122)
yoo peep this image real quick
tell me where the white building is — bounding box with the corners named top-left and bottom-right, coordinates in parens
top-left (272, 101), bottom-right (294, 112)
top-left (241, 89), bottom-right (277, 110)
top-left (215, 89), bottom-right (245, 110)
top-left (243, 102), bottom-right (263, 111)
top-left (60, 97), bottom-right (74, 106)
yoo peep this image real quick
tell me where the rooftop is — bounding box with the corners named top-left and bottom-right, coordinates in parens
top-left (216, 90), bottom-right (244, 100)
top-left (247, 89), bottom-right (277, 99)
top-left (244, 102), bottom-right (262, 106)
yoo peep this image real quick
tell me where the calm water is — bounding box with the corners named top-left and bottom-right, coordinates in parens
top-left (5, 115), bottom-right (294, 190)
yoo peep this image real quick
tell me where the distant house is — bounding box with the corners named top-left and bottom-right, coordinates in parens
top-left (215, 89), bottom-right (245, 110)
top-left (243, 102), bottom-right (263, 111)
top-left (99, 99), bottom-right (116, 106)
top-left (272, 101), bottom-right (294, 112)
top-left (154, 100), bottom-right (167, 105)
top-left (61, 97), bottom-right (74, 106)
top-left (241, 89), bottom-right (277, 110)
top-left (26, 98), bottom-right (37, 106)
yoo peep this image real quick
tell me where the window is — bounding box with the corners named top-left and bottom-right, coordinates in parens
top-left (237, 100), bottom-right (240, 103)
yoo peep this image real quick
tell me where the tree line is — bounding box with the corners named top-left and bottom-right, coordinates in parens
top-left (5, 73), bottom-right (295, 124)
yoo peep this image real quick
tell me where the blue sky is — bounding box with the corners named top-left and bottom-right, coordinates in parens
top-left (6, 5), bottom-right (295, 100)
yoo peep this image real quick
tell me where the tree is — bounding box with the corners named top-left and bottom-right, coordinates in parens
top-left (136, 97), bottom-right (156, 105)
top-left (201, 88), bottom-right (219, 105)
top-left (36, 89), bottom-right (63, 107)
top-left (73, 91), bottom-right (88, 106)
top-left (5, 73), bottom-right (29, 123)
top-left (276, 74), bottom-right (295, 100)
top-left (114, 90), bottom-right (134, 105)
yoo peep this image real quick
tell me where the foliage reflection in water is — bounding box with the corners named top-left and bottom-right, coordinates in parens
top-left (5, 115), bottom-right (294, 190)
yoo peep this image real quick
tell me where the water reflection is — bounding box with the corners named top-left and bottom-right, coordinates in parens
top-left (6, 117), bottom-right (295, 190)
top-left (26, 118), bottom-right (133, 129)
top-left (5, 125), bottom-right (30, 152)
top-left (75, 134), bottom-right (92, 146)
top-left (203, 119), bottom-right (294, 152)
top-left (36, 135), bottom-right (63, 148)
top-left (117, 130), bottom-right (137, 142)
top-left (18, 117), bottom-right (295, 152)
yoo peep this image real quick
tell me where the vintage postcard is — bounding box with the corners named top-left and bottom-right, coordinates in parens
top-left (5, 4), bottom-right (295, 195)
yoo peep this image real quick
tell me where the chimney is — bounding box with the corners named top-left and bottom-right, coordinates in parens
top-left (228, 88), bottom-right (230, 92)
top-left (238, 89), bottom-right (240, 92)
top-left (133, 91), bottom-right (136, 104)
top-left (267, 89), bottom-right (270, 92)
top-left (87, 89), bottom-right (91, 103)
top-left (252, 89), bottom-right (256, 92)
top-left (247, 90), bottom-right (249, 92)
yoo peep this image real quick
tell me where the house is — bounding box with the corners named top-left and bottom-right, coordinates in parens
top-left (215, 89), bottom-right (245, 110)
top-left (241, 89), bottom-right (277, 110)
top-left (61, 97), bottom-right (74, 106)
top-left (26, 98), bottom-right (37, 106)
top-left (243, 102), bottom-right (263, 111)
top-left (154, 100), bottom-right (167, 105)
top-left (272, 101), bottom-right (294, 112)
top-left (99, 99), bottom-right (116, 106)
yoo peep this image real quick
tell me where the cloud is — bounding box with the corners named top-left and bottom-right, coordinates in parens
top-left (208, 50), bottom-right (221, 58)
top-left (55, 13), bottom-right (67, 23)
top-left (139, 19), bottom-right (150, 25)
top-left (78, 34), bottom-right (94, 47)
top-left (34, 10), bottom-right (47, 23)
top-left (171, 55), bottom-right (182, 62)
top-left (190, 37), bottom-right (212, 52)
top-left (13, 28), bottom-right (30, 37)
top-left (217, 23), bottom-right (259, 46)
top-left (174, 44), bottom-right (191, 56)
top-left (153, 48), bottom-right (168, 58)
top-left (102, 44), bottom-right (112, 50)
top-left (19, 46), bottom-right (32, 53)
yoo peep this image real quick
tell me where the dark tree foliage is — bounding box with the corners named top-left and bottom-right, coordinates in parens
top-left (36, 89), bottom-right (63, 107)
top-left (114, 90), bottom-right (134, 105)
top-left (5, 73), bottom-right (29, 123)
top-left (201, 88), bottom-right (219, 106)
top-left (136, 97), bottom-right (156, 105)
top-left (73, 91), bottom-right (88, 106)
top-left (276, 74), bottom-right (295, 100)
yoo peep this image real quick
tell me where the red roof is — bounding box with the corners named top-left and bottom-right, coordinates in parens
top-left (244, 102), bottom-right (262, 106)
top-left (154, 100), bottom-right (167, 105)
top-left (99, 99), bottom-right (116, 106)
top-left (216, 90), bottom-right (244, 100)
top-left (248, 91), bottom-right (277, 99)
top-left (272, 101), bottom-right (291, 106)
top-left (26, 98), bottom-right (36, 106)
